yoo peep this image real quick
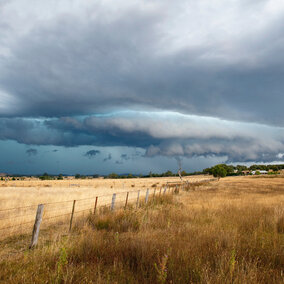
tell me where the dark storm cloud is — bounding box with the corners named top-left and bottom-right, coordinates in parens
top-left (26, 148), bottom-right (37, 156)
top-left (0, 0), bottom-right (284, 126)
top-left (0, 0), bottom-right (284, 165)
top-left (84, 149), bottom-right (100, 158)
top-left (0, 112), bottom-right (283, 163)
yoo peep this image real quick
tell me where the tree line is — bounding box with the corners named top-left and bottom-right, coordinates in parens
top-left (1, 163), bottom-right (283, 180)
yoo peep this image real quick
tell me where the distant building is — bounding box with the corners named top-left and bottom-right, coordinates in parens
top-left (251, 170), bottom-right (268, 175)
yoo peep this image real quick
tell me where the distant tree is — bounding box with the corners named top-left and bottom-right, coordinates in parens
top-left (211, 165), bottom-right (227, 178)
top-left (39, 172), bottom-right (52, 180)
top-left (108, 173), bottom-right (119, 179)
top-left (75, 174), bottom-right (81, 179)
top-left (164, 170), bottom-right (173, 177)
top-left (57, 174), bottom-right (63, 180)
top-left (203, 168), bottom-right (212, 175)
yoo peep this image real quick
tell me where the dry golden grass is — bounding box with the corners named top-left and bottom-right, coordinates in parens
top-left (0, 176), bottom-right (209, 239)
top-left (0, 176), bottom-right (283, 283)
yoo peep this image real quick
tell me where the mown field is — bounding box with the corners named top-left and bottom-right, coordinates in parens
top-left (0, 176), bottom-right (283, 283)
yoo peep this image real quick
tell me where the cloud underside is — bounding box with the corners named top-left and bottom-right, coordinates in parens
top-left (0, 0), bottom-right (284, 126)
top-left (1, 112), bottom-right (283, 163)
top-left (0, 0), bottom-right (284, 164)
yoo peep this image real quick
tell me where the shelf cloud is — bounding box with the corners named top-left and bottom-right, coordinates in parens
top-left (1, 0), bottom-right (284, 172)
top-left (1, 111), bottom-right (283, 163)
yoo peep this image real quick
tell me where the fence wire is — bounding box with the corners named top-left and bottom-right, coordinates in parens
top-left (0, 178), bottom-right (217, 240)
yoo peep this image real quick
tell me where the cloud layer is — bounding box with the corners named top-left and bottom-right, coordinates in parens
top-left (0, 111), bottom-right (283, 162)
top-left (0, 0), bottom-right (284, 124)
top-left (0, 0), bottom-right (284, 166)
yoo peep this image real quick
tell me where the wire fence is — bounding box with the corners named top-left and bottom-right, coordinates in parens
top-left (0, 178), bottom-right (218, 244)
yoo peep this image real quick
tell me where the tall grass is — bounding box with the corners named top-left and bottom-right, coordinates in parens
top-left (0, 177), bottom-right (283, 283)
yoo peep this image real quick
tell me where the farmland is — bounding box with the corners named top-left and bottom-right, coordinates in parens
top-left (0, 175), bottom-right (283, 283)
top-left (0, 176), bottom-right (210, 239)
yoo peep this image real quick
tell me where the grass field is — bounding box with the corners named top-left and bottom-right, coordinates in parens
top-left (0, 176), bottom-right (210, 239)
top-left (0, 176), bottom-right (283, 283)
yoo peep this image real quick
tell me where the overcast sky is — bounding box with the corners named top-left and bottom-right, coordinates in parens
top-left (0, 0), bottom-right (284, 175)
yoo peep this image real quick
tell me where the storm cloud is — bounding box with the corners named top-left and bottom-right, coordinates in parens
top-left (0, 0), bottom-right (284, 170)
top-left (26, 148), bottom-right (37, 156)
top-left (0, 111), bottom-right (283, 163)
top-left (84, 149), bottom-right (101, 158)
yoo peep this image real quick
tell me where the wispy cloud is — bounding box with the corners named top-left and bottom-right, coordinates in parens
top-left (103, 153), bottom-right (112, 162)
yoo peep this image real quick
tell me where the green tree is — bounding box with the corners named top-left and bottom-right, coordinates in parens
top-left (57, 174), bottom-right (63, 180)
top-left (211, 165), bottom-right (227, 178)
top-left (108, 173), bottom-right (119, 179)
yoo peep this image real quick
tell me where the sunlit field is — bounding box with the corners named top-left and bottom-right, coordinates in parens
top-left (0, 176), bottom-right (283, 283)
top-left (0, 176), bottom-right (210, 239)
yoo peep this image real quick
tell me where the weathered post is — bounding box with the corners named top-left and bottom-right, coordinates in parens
top-left (153, 188), bottom-right (156, 200)
top-left (69, 200), bottom-right (76, 232)
top-left (136, 190), bottom-right (140, 209)
top-left (111, 193), bottom-right (116, 211)
top-left (163, 186), bottom-right (167, 195)
top-left (124, 192), bottom-right (129, 210)
top-left (94, 196), bottom-right (98, 214)
top-left (29, 204), bottom-right (44, 249)
top-left (145, 189), bottom-right (149, 204)
top-left (159, 187), bottom-right (162, 196)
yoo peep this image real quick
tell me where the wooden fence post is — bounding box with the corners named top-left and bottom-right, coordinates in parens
top-left (69, 200), bottom-right (76, 232)
top-left (124, 192), bottom-right (129, 209)
top-left (153, 188), bottom-right (156, 200)
top-left (111, 193), bottom-right (116, 211)
top-left (159, 187), bottom-right (162, 196)
top-left (163, 186), bottom-right (167, 194)
top-left (145, 189), bottom-right (149, 204)
top-left (29, 204), bottom-right (44, 249)
top-left (94, 196), bottom-right (98, 214)
top-left (136, 190), bottom-right (140, 209)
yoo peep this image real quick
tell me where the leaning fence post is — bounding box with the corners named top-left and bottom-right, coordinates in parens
top-left (145, 189), bottom-right (149, 204)
top-left (29, 204), bottom-right (44, 249)
top-left (94, 196), bottom-right (98, 214)
top-left (136, 190), bottom-right (140, 209)
top-left (111, 193), bottom-right (116, 211)
top-left (69, 200), bottom-right (76, 232)
top-left (124, 192), bottom-right (129, 209)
